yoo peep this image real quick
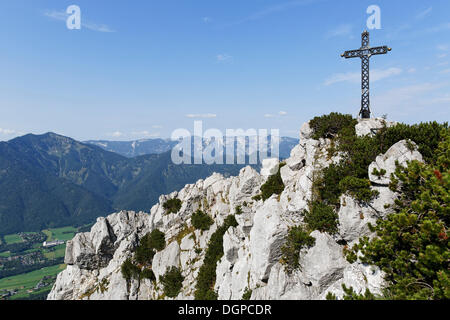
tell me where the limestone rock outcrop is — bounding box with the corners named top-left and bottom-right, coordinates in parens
top-left (368, 140), bottom-right (423, 185)
top-left (48, 119), bottom-right (410, 301)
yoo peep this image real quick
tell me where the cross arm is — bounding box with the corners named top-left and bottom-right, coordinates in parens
top-left (341, 49), bottom-right (363, 59)
top-left (369, 46), bottom-right (392, 56)
top-left (341, 46), bottom-right (392, 58)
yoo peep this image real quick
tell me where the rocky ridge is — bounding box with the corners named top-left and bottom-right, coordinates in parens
top-left (48, 118), bottom-right (423, 300)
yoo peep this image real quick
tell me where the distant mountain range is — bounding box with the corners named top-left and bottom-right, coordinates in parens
top-left (0, 133), bottom-right (298, 235)
top-left (84, 136), bottom-right (299, 159)
top-left (0, 133), bottom-right (252, 235)
top-left (84, 139), bottom-right (178, 158)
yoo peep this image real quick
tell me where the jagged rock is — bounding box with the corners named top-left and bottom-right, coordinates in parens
top-left (319, 263), bottom-right (385, 299)
top-left (298, 231), bottom-right (347, 293)
top-left (299, 121), bottom-right (313, 141)
top-left (249, 198), bottom-right (288, 283)
top-left (152, 241), bottom-right (181, 281)
top-left (285, 145), bottom-right (306, 171)
top-left (49, 119), bottom-right (401, 301)
top-left (215, 227), bottom-right (252, 300)
top-left (228, 166), bottom-right (263, 205)
top-left (260, 158), bottom-right (279, 178)
top-left (355, 118), bottom-right (396, 137)
top-left (369, 140), bottom-right (423, 185)
top-left (252, 263), bottom-right (312, 300)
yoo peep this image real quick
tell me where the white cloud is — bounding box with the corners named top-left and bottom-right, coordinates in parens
top-left (226, 0), bottom-right (317, 26)
top-left (152, 125), bottom-right (163, 129)
top-left (0, 128), bottom-right (15, 135)
top-left (43, 9), bottom-right (114, 32)
top-left (408, 68), bottom-right (417, 74)
top-left (82, 22), bottom-right (114, 33)
top-left (372, 82), bottom-right (447, 115)
top-left (186, 113), bottom-right (217, 119)
top-left (429, 95), bottom-right (450, 104)
top-left (131, 131), bottom-right (160, 138)
top-left (437, 45), bottom-right (450, 59)
top-left (110, 131), bottom-right (124, 138)
top-left (416, 7), bottom-right (432, 20)
top-left (440, 69), bottom-right (450, 74)
top-left (326, 24), bottom-right (352, 38)
top-left (44, 10), bottom-right (67, 21)
top-left (203, 17), bottom-right (212, 23)
top-left (324, 68), bottom-right (403, 86)
top-left (264, 111), bottom-right (287, 118)
top-left (216, 54), bottom-right (233, 63)
top-left (424, 23), bottom-right (450, 34)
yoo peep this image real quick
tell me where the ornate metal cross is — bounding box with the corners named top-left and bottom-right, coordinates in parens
top-left (341, 31), bottom-right (391, 119)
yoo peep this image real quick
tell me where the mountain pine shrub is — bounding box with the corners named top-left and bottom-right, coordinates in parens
top-left (281, 225), bottom-right (316, 273)
top-left (163, 198), bottom-right (182, 214)
top-left (121, 258), bottom-right (141, 281)
top-left (242, 287), bottom-right (253, 300)
top-left (191, 210), bottom-right (214, 231)
top-left (141, 268), bottom-right (156, 281)
top-left (260, 162), bottom-right (286, 201)
top-left (303, 202), bottom-right (339, 235)
top-left (338, 176), bottom-right (379, 203)
top-left (309, 112), bottom-right (357, 140)
top-left (344, 129), bottom-right (450, 300)
top-left (194, 215), bottom-right (238, 300)
top-left (159, 266), bottom-right (184, 298)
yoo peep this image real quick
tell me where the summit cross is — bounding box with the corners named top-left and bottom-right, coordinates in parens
top-left (341, 31), bottom-right (392, 119)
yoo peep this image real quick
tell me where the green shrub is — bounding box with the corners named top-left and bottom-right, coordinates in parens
top-left (235, 205), bottom-right (243, 215)
top-left (315, 164), bottom-right (350, 206)
top-left (148, 229), bottom-right (166, 251)
top-left (346, 130), bottom-right (450, 299)
top-left (191, 210), bottom-right (214, 231)
top-left (281, 226), bottom-right (316, 273)
top-left (371, 167), bottom-right (387, 177)
top-left (135, 245), bottom-right (156, 266)
top-left (194, 215), bottom-right (238, 300)
top-left (163, 198), bottom-right (182, 214)
top-left (251, 194), bottom-right (262, 201)
top-left (304, 202), bottom-right (339, 235)
top-left (374, 121), bottom-right (448, 164)
top-left (260, 163), bottom-right (286, 201)
top-left (242, 288), bottom-right (252, 300)
top-left (121, 258), bottom-right (141, 281)
top-left (224, 215), bottom-right (238, 228)
top-left (141, 268), bottom-right (156, 281)
top-left (159, 266), bottom-right (184, 298)
top-left (326, 292), bottom-right (337, 300)
top-left (135, 229), bottom-right (166, 265)
top-left (339, 176), bottom-right (379, 203)
top-left (341, 285), bottom-right (377, 300)
top-left (309, 112), bottom-right (357, 140)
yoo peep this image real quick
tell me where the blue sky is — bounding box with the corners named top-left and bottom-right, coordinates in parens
top-left (0, 0), bottom-right (449, 141)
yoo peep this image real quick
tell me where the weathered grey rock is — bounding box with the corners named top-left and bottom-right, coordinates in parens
top-left (260, 158), bottom-right (279, 178)
top-left (298, 231), bottom-right (347, 293)
top-left (299, 121), bottom-right (313, 141)
top-left (249, 198), bottom-right (288, 282)
top-left (252, 263), bottom-right (312, 300)
top-left (152, 241), bottom-right (181, 280)
top-left (49, 118), bottom-right (401, 301)
top-left (355, 118), bottom-right (396, 137)
top-left (369, 140), bottom-right (423, 185)
top-left (285, 145), bottom-right (306, 171)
